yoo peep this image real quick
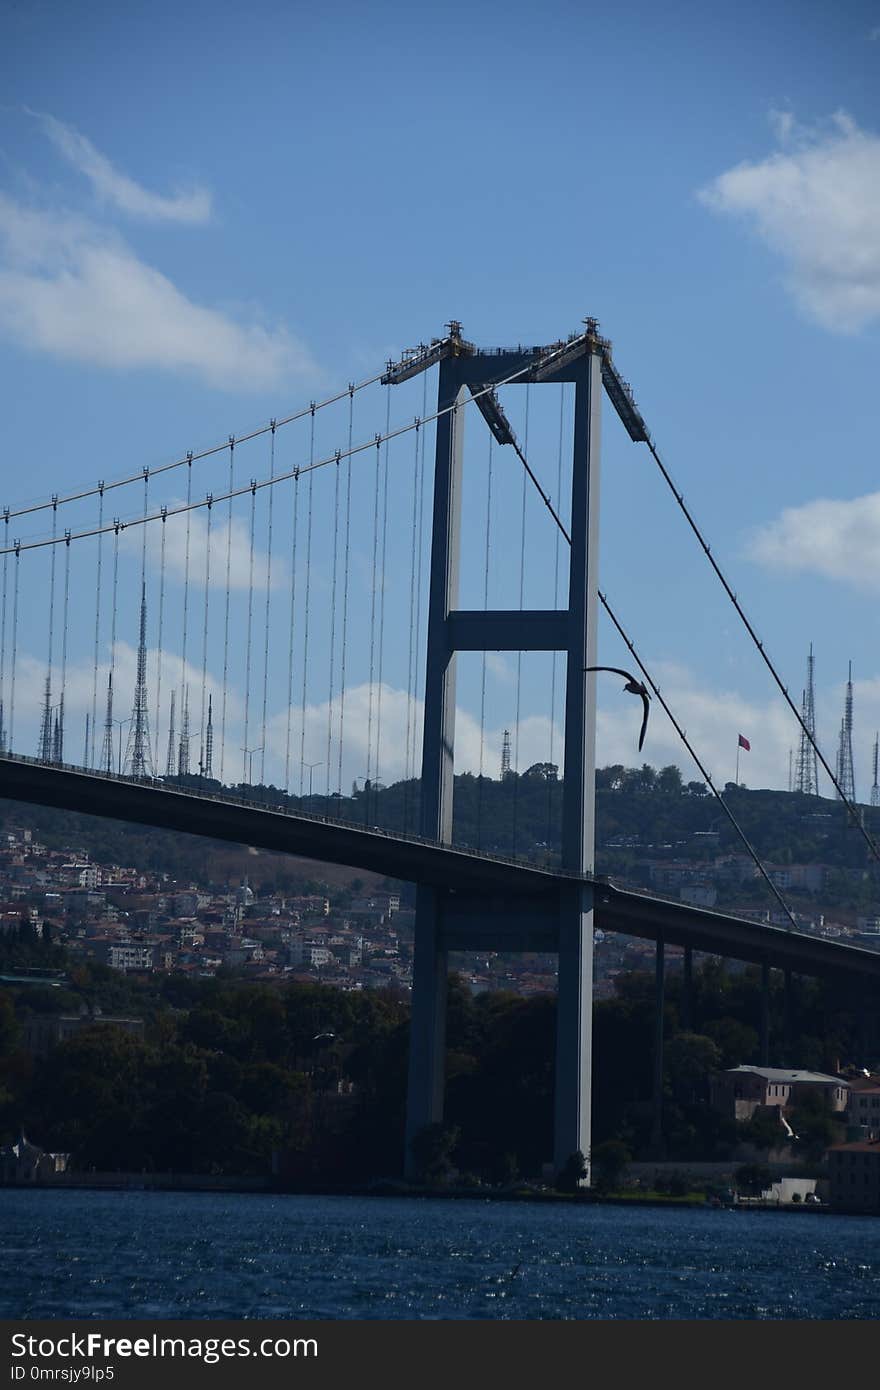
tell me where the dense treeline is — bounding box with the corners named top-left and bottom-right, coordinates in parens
top-left (1, 937), bottom-right (875, 1181)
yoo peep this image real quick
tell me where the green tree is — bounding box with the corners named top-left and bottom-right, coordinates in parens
top-left (409, 1123), bottom-right (460, 1185)
top-left (591, 1139), bottom-right (630, 1193)
top-left (555, 1149), bottom-right (587, 1193)
top-left (734, 1162), bottom-right (772, 1197)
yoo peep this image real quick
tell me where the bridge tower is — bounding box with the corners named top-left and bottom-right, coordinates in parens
top-left (396, 321), bottom-right (620, 1180)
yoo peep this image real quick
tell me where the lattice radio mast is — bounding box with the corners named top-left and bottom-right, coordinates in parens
top-left (164, 690), bottom-right (176, 778)
top-left (871, 732), bottom-right (879, 809)
top-left (100, 672), bottom-right (114, 774)
top-left (795, 642), bottom-right (819, 795)
top-left (836, 660), bottom-right (856, 804)
top-left (500, 728), bottom-right (511, 779)
top-left (124, 582), bottom-right (153, 778)
top-left (204, 694), bottom-right (214, 780)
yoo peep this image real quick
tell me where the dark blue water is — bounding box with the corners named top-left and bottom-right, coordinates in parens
top-left (2, 1190), bottom-right (878, 1319)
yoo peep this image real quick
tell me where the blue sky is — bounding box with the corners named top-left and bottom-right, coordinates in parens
top-left (1, 0), bottom-right (879, 799)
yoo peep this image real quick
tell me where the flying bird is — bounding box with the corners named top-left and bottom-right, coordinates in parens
top-left (584, 666), bottom-right (651, 752)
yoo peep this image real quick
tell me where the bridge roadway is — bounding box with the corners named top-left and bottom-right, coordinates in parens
top-left (2, 754), bottom-right (880, 988)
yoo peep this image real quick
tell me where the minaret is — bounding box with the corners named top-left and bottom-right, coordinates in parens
top-left (124, 582), bottom-right (153, 778)
top-left (37, 675), bottom-right (53, 761)
top-left (165, 690), bottom-right (176, 778)
top-left (204, 694), bottom-right (214, 780)
top-left (501, 728), bottom-right (512, 779)
top-left (836, 661), bottom-right (856, 803)
top-left (871, 733), bottom-right (879, 809)
top-left (100, 672), bottom-right (114, 774)
top-left (795, 643), bottom-right (819, 795)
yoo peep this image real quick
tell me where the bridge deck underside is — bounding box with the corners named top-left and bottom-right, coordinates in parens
top-left (3, 757), bottom-right (880, 987)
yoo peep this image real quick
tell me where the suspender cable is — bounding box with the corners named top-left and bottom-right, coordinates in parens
top-left (179, 454), bottom-right (194, 777)
top-left (336, 388), bottom-right (354, 796)
top-left (39, 499), bottom-right (58, 759)
top-left (375, 388), bottom-right (391, 812)
top-left (217, 440), bottom-right (234, 783)
top-left (548, 383), bottom-right (565, 852)
top-left (199, 495), bottom-right (213, 781)
top-left (8, 542), bottom-right (19, 752)
top-left (476, 434), bottom-right (494, 852)
top-left (259, 423), bottom-right (276, 787)
top-left (365, 431), bottom-right (382, 818)
top-left (403, 415), bottom-right (421, 831)
top-left (284, 468), bottom-right (301, 793)
top-left (154, 508), bottom-right (167, 774)
top-left (0, 513), bottom-right (8, 752)
top-left (89, 485), bottom-right (105, 768)
top-left (242, 481), bottom-right (257, 784)
top-left (109, 521), bottom-right (120, 765)
top-left (413, 371), bottom-right (428, 807)
top-left (58, 530), bottom-right (71, 762)
top-left (325, 435), bottom-right (342, 800)
top-left (299, 407), bottom-right (315, 796)
top-left (511, 386), bottom-right (529, 856)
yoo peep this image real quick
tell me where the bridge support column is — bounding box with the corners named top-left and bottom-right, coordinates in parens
top-left (405, 886), bottom-right (448, 1171)
top-left (783, 969), bottom-right (792, 1065)
top-left (760, 961), bottom-right (770, 1066)
top-left (553, 345), bottom-right (602, 1179)
top-left (650, 934), bottom-right (665, 1157)
top-left (681, 944), bottom-right (693, 1031)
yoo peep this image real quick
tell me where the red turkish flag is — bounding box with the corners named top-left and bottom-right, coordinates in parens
top-left (738, 734), bottom-right (751, 751)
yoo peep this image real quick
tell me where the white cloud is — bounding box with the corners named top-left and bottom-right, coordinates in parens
top-left (31, 110), bottom-right (211, 224)
top-left (747, 490), bottom-right (880, 592)
top-left (0, 194), bottom-right (314, 390)
top-left (698, 110), bottom-right (880, 331)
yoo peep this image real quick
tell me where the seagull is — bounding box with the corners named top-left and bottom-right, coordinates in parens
top-left (584, 666), bottom-right (651, 752)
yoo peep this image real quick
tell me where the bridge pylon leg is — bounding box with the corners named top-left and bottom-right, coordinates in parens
top-left (404, 886), bottom-right (448, 1173)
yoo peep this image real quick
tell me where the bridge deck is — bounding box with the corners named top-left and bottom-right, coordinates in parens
top-left (3, 755), bottom-right (880, 987)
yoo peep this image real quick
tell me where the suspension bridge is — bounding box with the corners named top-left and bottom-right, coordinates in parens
top-left (1, 318), bottom-right (879, 1178)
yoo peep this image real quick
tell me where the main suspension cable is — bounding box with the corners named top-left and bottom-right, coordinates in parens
top-left (3, 363), bottom-right (543, 558)
top-left (2, 369), bottom-right (388, 523)
top-left (508, 434), bottom-right (800, 930)
top-left (640, 434), bottom-right (880, 860)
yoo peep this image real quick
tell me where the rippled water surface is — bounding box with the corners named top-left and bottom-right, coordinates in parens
top-left (2, 1190), bottom-right (879, 1319)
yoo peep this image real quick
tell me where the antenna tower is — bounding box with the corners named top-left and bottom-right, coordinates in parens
top-left (123, 583), bottom-right (153, 778)
top-left (795, 643), bottom-right (819, 795)
top-left (165, 690), bottom-right (176, 777)
top-left (37, 675), bottom-right (53, 761)
top-left (871, 732), bottom-right (879, 809)
top-left (99, 672), bottom-right (114, 774)
top-left (835, 660), bottom-right (856, 803)
top-left (204, 694), bottom-right (214, 780)
top-left (177, 686), bottom-right (190, 778)
top-left (501, 728), bottom-right (511, 779)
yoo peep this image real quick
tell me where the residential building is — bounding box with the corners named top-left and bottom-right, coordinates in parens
top-left (710, 1066), bottom-right (849, 1122)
